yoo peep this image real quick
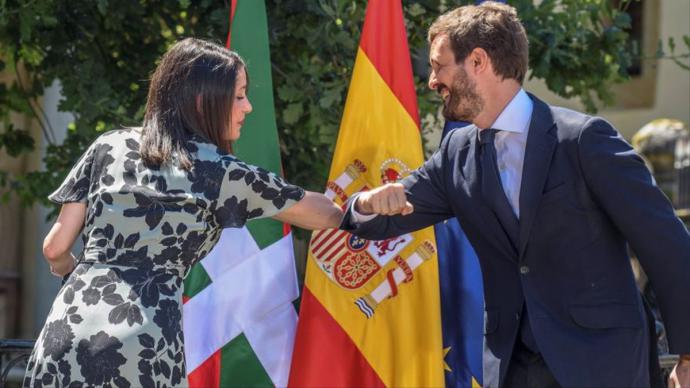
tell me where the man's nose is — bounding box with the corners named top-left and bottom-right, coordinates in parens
top-left (428, 72), bottom-right (439, 91)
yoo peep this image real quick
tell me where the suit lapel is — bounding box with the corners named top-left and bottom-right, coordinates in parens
top-left (464, 125), bottom-right (519, 261)
top-left (518, 95), bottom-right (557, 258)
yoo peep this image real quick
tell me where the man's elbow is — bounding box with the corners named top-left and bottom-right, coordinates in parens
top-left (350, 223), bottom-right (395, 241)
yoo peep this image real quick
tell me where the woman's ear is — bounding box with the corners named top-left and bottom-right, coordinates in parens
top-left (195, 94), bottom-right (203, 115)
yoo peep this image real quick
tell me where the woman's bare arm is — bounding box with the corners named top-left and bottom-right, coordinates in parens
top-left (273, 191), bottom-right (342, 230)
top-left (43, 202), bottom-right (86, 277)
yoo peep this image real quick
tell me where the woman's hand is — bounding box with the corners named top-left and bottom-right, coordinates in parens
top-left (49, 255), bottom-right (77, 278)
top-left (273, 191), bottom-right (343, 230)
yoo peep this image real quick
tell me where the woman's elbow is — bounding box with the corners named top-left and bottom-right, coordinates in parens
top-left (274, 192), bottom-right (343, 230)
top-left (308, 198), bottom-right (343, 230)
top-left (42, 237), bottom-right (68, 262)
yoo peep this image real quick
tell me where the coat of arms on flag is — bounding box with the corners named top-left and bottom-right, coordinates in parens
top-left (309, 158), bottom-right (437, 319)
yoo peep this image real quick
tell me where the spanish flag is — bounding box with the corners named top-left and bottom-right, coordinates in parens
top-left (289, 1), bottom-right (444, 386)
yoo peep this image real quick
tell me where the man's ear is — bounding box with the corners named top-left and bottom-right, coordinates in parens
top-left (468, 47), bottom-right (490, 75)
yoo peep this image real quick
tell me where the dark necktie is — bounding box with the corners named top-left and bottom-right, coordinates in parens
top-left (479, 128), bottom-right (520, 249)
top-left (480, 129), bottom-right (539, 352)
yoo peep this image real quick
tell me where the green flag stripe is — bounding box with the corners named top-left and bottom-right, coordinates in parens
top-left (246, 218), bottom-right (284, 250)
top-left (183, 262), bottom-right (212, 299)
top-left (231, 0), bottom-right (280, 173)
top-left (219, 333), bottom-right (273, 387)
top-left (231, 0), bottom-right (285, 249)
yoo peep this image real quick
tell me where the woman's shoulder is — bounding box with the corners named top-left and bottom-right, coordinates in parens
top-left (87, 127), bottom-right (141, 150)
top-left (188, 143), bottom-right (270, 181)
top-left (187, 136), bottom-right (241, 165)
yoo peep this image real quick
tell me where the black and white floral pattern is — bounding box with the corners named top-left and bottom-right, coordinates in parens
top-left (24, 128), bottom-right (304, 387)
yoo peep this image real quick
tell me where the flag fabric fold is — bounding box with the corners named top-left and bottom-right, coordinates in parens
top-left (183, 1), bottom-right (299, 386)
top-left (289, 1), bottom-right (444, 386)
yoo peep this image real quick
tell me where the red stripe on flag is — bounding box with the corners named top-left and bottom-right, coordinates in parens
top-left (316, 232), bottom-right (346, 260)
top-left (311, 229), bottom-right (340, 253)
top-left (322, 244), bottom-right (345, 264)
top-left (288, 287), bottom-right (385, 387)
top-left (226, 0), bottom-right (238, 48)
top-left (311, 228), bottom-right (334, 246)
top-left (188, 349), bottom-right (221, 388)
top-left (359, 0), bottom-right (420, 128)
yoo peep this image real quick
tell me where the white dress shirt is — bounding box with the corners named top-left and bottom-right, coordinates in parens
top-left (486, 88), bottom-right (533, 218)
top-left (352, 88), bottom-right (533, 221)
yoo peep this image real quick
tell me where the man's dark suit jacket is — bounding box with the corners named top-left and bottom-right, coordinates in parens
top-left (342, 94), bottom-right (690, 387)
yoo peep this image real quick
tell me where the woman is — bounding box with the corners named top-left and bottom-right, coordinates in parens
top-left (23, 38), bottom-right (342, 387)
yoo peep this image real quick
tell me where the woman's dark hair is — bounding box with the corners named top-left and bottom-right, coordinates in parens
top-left (141, 38), bottom-right (247, 170)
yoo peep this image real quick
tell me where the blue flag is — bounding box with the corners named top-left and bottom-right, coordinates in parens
top-left (435, 121), bottom-right (484, 387)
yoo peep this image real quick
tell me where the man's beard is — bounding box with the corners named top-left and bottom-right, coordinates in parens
top-left (440, 68), bottom-right (483, 122)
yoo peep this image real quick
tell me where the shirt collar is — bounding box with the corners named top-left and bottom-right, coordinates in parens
top-left (489, 88), bottom-right (533, 134)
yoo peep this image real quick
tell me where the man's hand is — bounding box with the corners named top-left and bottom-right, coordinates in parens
top-left (355, 183), bottom-right (414, 216)
top-left (668, 357), bottom-right (690, 388)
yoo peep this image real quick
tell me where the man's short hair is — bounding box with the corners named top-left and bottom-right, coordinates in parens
top-left (428, 1), bottom-right (529, 84)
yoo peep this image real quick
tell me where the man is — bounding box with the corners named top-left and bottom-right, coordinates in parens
top-left (341, 2), bottom-right (690, 387)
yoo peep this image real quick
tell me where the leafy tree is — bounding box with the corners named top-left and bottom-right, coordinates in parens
top-left (0, 0), bottom-right (228, 210)
top-left (0, 0), bottom-right (688, 216)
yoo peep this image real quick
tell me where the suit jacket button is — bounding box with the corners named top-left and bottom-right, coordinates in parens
top-left (520, 266), bottom-right (530, 275)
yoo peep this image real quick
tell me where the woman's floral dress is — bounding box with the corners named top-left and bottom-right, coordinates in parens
top-left (23, 128), bottom-right (304, 388)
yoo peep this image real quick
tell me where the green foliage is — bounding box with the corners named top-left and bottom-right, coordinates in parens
top-left (0, 0), bottom-right (687, 213)
top-left (517, 0), bottom-right (634, 112)
top-left (267, 1), bottom-right (363, 190)
top-left (0, 0), bottom-right (229, 211)
top-left (658, 36), bottom-right (690, 71)
top-left (0, 124), bottom-right (33, 156)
